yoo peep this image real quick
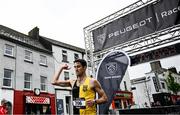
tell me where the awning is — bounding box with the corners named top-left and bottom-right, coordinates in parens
top-left (26, 96), bottom-right (50, 104)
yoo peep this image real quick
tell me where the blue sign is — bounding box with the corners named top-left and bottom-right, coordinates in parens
top-left (56, 99), bottom-right (64, 115)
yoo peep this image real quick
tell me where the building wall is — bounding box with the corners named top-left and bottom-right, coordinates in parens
top-left (52, 45), bottom-right (84, 80)
top-left (0, 40), bottom-right (16, 108)
top-left (15, 45), bottom-right (55, 93)
top-left (158, 73), bottom-right (169, 93)
top-left (0, 35), bottom-right (55, 114)
top-left (0, 40), bottom-right (16, 87)
top-left (56, 89), bottom-right (72, 114)
top-left (132, 70), bottom-right (180, 108)
top-left (145, 72), bottom-right (160, 94)
top-left (120, 71), bottom-right (131, 91)
top-left (52, 45), bottom-right (85, 114)
top-left (131, 79), bottom-right (151, 108)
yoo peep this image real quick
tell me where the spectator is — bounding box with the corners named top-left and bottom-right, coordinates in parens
top-left (175, 97), bottom-right (180, 105)
top-left (155, 101), bottom-right (161, 107)
top-left (151, 102), bottom-right (155, 107)
top-left (144, 102), bottom-right (149, 108)
top-left (0, 99), bottom-right (8, 115)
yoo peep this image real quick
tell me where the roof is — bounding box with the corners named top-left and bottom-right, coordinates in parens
top-left (0, 25), bottom-right (52, 54)
top-left (41, 36), bottom-right (85, 53)
top-left (0, 25), bottom-right (85, 54)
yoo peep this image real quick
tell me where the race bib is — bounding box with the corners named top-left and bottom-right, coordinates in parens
top-left (73, 98), bottom-right (86, 109)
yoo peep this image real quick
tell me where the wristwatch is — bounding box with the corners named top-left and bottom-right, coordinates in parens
top-left (93, 99), bottom-right (97, 104)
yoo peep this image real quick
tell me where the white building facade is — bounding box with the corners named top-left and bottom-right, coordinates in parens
top-left (43, 37), bottom-right (86, 115)
top-left (0, 25), bottom-right (56, 114)
top-left (131, 60), bottom-right (180, 108)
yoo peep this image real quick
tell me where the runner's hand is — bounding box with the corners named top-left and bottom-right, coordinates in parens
top-left (86, 100), bottom-right (95, 107)
top-left (62, 64), bottom-right (71, 70)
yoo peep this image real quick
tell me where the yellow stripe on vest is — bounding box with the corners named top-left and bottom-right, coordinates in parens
top-left (79, 76), bottom-right (96, 115)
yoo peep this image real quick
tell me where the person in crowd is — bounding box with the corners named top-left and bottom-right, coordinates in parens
top-left (155, 101), bottom-right (161, 107)
top-left (52, 59), bottom-right (108, 115)
top-left (175, 97), bottom-right (180, 105)
top-left (0, 99), bottom-right (8, 115)
top-left (144, 102), bottom-right (149, 108)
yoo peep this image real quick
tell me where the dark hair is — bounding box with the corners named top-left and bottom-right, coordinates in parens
top-left (74, 59), bottom-right (87, 67)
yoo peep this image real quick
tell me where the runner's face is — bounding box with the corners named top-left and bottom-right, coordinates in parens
top-left (74, 62), bottom-right (86, 76)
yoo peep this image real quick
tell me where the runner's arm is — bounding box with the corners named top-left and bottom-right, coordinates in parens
top-left (51, 64), bottom-right (71, 87)
top-left (94, 80), bottom-right (108, 104)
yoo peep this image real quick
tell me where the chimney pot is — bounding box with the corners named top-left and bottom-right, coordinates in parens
top-left (28, 27), bottom-right (39, 40)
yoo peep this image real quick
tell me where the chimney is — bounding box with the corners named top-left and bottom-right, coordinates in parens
top-left (28, 27), bottom-right (39, 40)
top-left (150, 61), bottom-right (162, 73)
top-left (168, 67), bottom-right (177, 73)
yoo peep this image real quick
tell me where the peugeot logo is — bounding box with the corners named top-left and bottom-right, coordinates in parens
top-left (106, 62), bottom-right (117, 75)
top-left (97, 33), bottom-right (106, 45)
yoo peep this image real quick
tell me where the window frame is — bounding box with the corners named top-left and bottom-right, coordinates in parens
top-left (4, 44), bottom-right (14, 57)
top-left (3, 69), bottom-right (13, 88)
top-left (24, 73), bottom-right (32, 90)
top-left (74, 53), bottom-right (79, 60)
top-left (24, 50), bottom-right (33, 62)
top-left (161, 82), bottom-right (166, 89)
top-left (62, 50), bottom-right (68, 62)
top-left (40, 76), bottom-right (47, 91)
top-left (64, 71), bottom-right (70, 80)
top-left (40, 55), bottom-right (47, 66)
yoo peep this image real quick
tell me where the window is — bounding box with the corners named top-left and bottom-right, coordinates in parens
top-left (4, 44), bottom-right (14, 56)
top-left (24, 50), bottom-right (33, 62)
top-left (3, 69), bottom-right (13, 87)
top-left (41, 76), bottom-right (47, 91)
top-left (62, 50), bottom-right (68, 62)
top-left (64, 71), bottom-right (69, 80)
top-left (24, 73), bottom-right (32, 89)
top-left (40, 55), bottom-right (47, 66)
top-left (124, 81), bottom-right (127, 91)
top-left (174, 77), bottom-right (178, 82)
top-left (74, 53), bottom-right (79, 60)
top-left (161, 82), bottom-right (166, 89)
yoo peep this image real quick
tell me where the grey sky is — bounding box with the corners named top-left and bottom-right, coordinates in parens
top-left (0, 0), bottom-right (138, 49)
top-left (1, 0), bottom-right (179, 79)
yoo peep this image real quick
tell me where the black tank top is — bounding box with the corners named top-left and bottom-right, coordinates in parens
top-left (72, 80), bottom-right (79, 115)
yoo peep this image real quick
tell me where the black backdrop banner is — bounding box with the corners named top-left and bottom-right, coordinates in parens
top-left (96, 50), bottom-right (130, 114)
top-left (130, 43), bottom-right (180, 66)
top-left (92, 0), bottom-right (180, 52)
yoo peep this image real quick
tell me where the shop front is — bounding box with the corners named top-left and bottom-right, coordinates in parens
top-left (13, 90), bottom-right (55, 114)
top-left (25, 96), bottom-right (51, 114)
top-left (111, 91), bottom-right (133, 109)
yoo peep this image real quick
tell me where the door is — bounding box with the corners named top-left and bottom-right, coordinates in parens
top-left (65, 96), bottom-right (72, 115)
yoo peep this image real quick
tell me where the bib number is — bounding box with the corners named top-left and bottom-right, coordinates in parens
top-left (73, 98), bottom-right (86, 109)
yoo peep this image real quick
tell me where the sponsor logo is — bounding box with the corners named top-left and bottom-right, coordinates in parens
top-left (82, 85), bottom-right (88, 92)
top-left (97, 33), bottom-right (106, 45)
top-left (106, 62), bottom-right (117, 75)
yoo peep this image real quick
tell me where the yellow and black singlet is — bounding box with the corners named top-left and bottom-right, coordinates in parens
top-left (72, 76), bottom-right (96, 115)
